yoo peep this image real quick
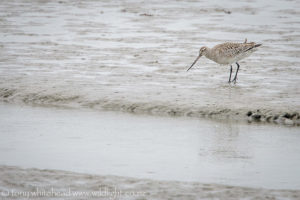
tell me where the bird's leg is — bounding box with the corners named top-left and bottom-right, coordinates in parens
top-left (232, 62), bottom-right (240, 84)
top-left (228, 65), bottom-right (233, 83)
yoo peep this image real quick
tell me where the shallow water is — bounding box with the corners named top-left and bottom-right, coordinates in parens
top-left (0, 103), bottom-right (299, 190)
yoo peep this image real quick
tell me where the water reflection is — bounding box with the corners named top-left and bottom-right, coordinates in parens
top-left (198, 120), bottom-right (252, 163)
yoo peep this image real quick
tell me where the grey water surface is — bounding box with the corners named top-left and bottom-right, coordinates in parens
top-left (0, 103), bottom-right (299, 190)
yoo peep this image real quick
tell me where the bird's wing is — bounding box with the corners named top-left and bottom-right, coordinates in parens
top-left (214, 43), bottom-right (259, 58)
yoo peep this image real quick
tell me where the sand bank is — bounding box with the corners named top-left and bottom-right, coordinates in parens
top-left (1, 165), bottom-right (300, 200)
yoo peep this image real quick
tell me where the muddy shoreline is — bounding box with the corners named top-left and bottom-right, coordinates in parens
top-left (1, 165), bottom-right (299, 200)
top-left (1, 0), bottom-right (299, 126)
top-left (0, 89), bottom-right (299, 126)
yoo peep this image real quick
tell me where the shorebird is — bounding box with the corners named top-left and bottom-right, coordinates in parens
top-left (187, 39), bottom-right (262, 83)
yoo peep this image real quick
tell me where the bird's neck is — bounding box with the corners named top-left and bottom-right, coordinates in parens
top-left (204, 48), bottom-right (213, 60)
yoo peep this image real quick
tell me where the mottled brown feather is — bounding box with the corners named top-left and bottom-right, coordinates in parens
top-left (212, 42), bottom-right (257, 58)
top-left (203, 41), bottom-right (261, 65)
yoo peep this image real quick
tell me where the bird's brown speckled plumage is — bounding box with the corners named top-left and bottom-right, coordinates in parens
top-left (204, 41), bottom-right (261, 65)
top-left (187, 39), bottom-right (262, 83)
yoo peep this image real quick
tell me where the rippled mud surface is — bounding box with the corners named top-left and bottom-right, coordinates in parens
top-left (1, 165), bottom-right (300, 200)
top-left (0, 0), bottom-right (300, 123)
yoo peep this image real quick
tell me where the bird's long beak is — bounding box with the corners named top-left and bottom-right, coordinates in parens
top-left (187, 55), bottom-right (201, 72)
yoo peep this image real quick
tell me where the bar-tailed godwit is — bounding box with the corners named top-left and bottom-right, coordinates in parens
top-left (187, 39), bottom-right (262, 83)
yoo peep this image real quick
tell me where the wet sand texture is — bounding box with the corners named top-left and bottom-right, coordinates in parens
top-left (0, 0), bottom-right (300, 124)
top-left (1, 165), bottom-right (300, 200)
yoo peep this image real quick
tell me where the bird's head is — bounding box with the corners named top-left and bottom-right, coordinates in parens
top-left (199, 46), bottom-right (208, 56)
top-left (187, 46), bottom-right (208, 72)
